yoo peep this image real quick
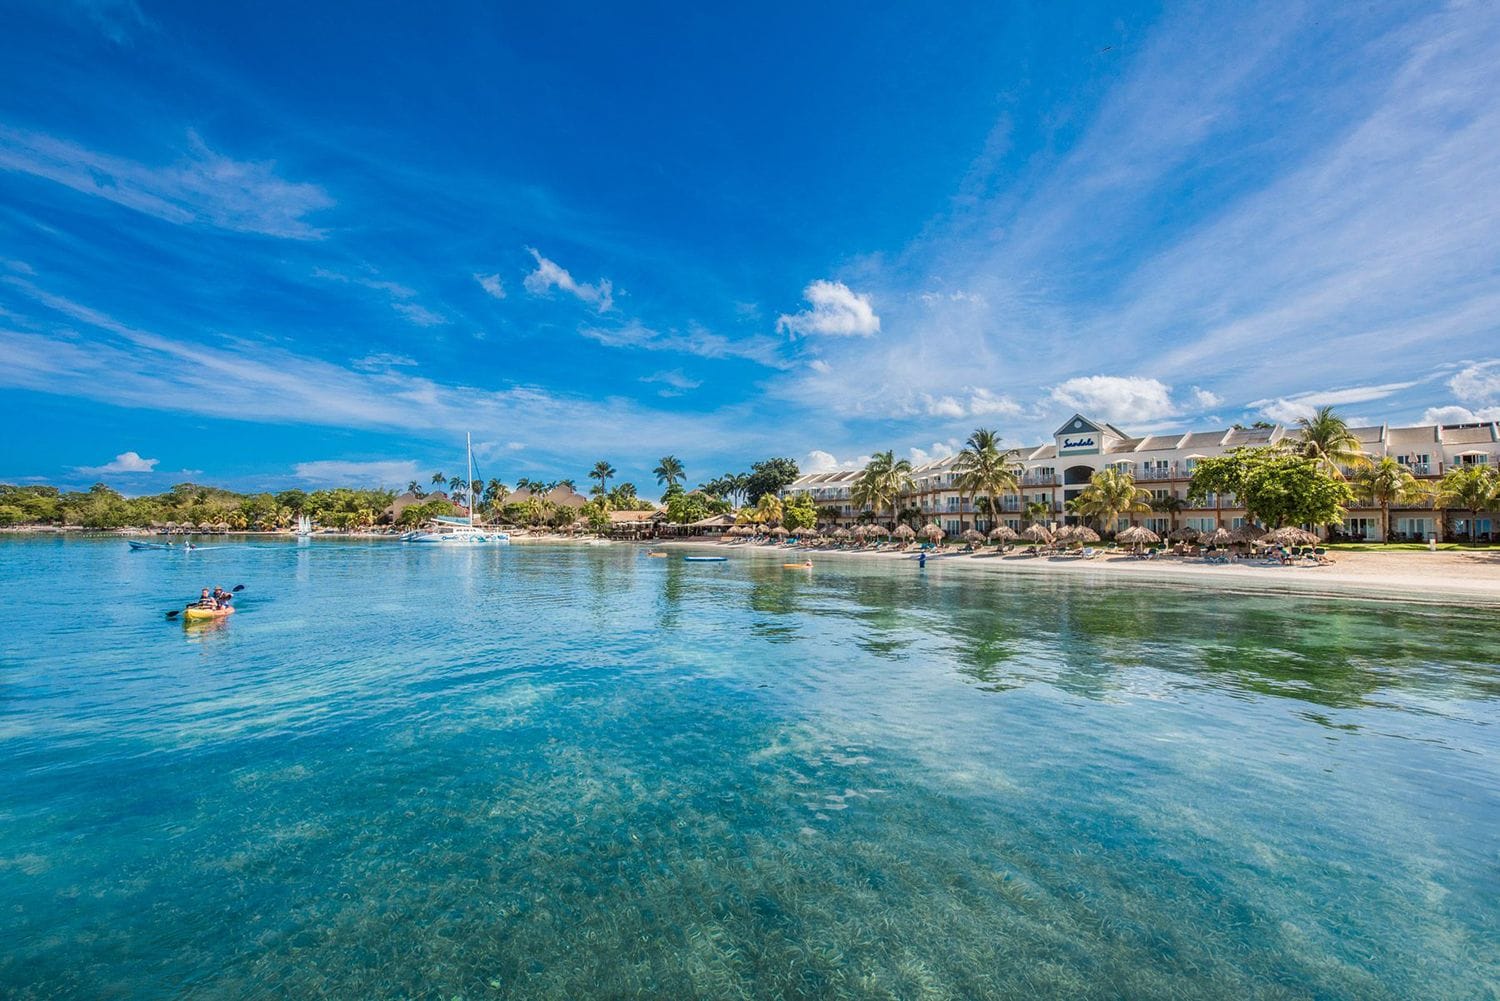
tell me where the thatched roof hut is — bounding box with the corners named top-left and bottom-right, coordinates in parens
top-left (962, 529), bottom-right (985, 543)
top-left (1070, 526), bottom-right (1101, 544)
top-left (1167, 526), bottom-right (1201, 542)
top-left (1262, 526), bottom-right (1319, 546)
top-left (1117, 526), bottom-right (1160, 545)
top-left (1203, 527), bottom-right (1235, 546)
top-left (1022, 524), bottom-right (1053, 543)
top-left (893, 523), bottom-right (916, 540)
top-left (920, 523), bottom-right (944, 541)
top-left (988, 526), bottom-right (1018, 541)
top-left (1230, 523), bottom-right (1267, 544)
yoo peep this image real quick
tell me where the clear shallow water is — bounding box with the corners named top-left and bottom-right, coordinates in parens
top-left (0, 537), bottom-right (1496, 1000)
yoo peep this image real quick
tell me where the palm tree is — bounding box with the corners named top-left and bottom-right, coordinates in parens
top-left (1355, 457), bottom-right (1426, 543)
top-left (852, 451), bottom-right (915, 527)
top-left (1295, 406), bottom-right (1368, 478)
top-left (590, 461), bottom-right (616, 497)
top-left (951, 428), bottom-right (1020, 532)
top-left (1436, 466), bottom-right (1496, 543)
top-left (406, 480), bottom-right (425, 498)
top-left (431, 471), bottom-right (446, 487)
top-left (1071, 468), bottom-right (1151, 533)
top-left (754, 493), bottom-right (784, 525)
top-left (556, 478), bottom-right (578, 493)
top-left (653, 456), bottom-right (685, 490)
top-left (1024, 500), bottom-right (1051, 527)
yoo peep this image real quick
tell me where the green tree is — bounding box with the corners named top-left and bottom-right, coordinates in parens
top-left (589, 461), bottom-right (616, 497)
top-left (653, 456), bottom-right (685, 491)
top-left (1024, 499), bottom-right (1051, 527)
top-left (1295, 406), bottom-right (1368, 478)
top-left (1149, 493), bottom-right (1186, 533)
top-left (782, 492), bottom-right (819, 531)
top-left (744, 459), bottom-right (799, 505)
top-left (852, 451), bottom-right (914, 527)
top-left (951, 428), bottom-right (1020, 531)
top-left (1355, 457), bottom-right (1427, 543)
top-left (753, 492), bottom-right (784, 525)
top-left (1069, 468), bottom-right (1152, 533)
top-left (1435, 466), bottom-right (1496, 543)
top-left (1189, 447), bottom-right (1354, 528)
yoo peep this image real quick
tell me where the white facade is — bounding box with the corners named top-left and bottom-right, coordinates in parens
top-left (787, 413), bottom-right (1500, 541)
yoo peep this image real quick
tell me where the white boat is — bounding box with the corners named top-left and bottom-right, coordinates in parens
top-left (401, 433), bottom-right (509, 545)
top-left (295, 514), bottom-right (313, 537)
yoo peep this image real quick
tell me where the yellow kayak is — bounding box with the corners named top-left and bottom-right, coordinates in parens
top-left (783, 562), bottom-right (813, 569)
top-left (183, 605), bottom-right (234, 622)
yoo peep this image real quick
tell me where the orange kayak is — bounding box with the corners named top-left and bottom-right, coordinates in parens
top-left (183, 605), bottom-right (234, 622)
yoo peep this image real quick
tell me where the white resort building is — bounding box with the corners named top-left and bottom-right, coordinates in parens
top-left (787, 413), bottom-right (1500, 543)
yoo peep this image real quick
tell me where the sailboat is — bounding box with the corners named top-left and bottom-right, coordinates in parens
top-left (295, 514), bottom-right (313, 537)
top-left (401, 433), bottom-right (510, 545)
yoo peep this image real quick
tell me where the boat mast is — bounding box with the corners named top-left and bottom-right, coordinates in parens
top-left (467, 432), bottom-right (476, 528)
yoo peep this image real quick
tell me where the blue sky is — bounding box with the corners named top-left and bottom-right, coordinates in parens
top-left (3, 0), bottom-right (1499, 495)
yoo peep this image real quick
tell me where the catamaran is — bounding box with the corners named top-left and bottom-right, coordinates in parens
top-left (400, 433), bottom-right (509, 545)
top-left (295, 514), bottom-right (313, 537)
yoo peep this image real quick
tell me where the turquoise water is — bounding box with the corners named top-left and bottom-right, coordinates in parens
top-left (1, 537), bottom-right (1496, 1000)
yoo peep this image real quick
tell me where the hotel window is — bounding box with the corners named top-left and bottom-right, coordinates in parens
top-left (945, 519), bottom-right (961, 535)
top-left (946, 497), bottom-right (960, 512)
top-left (1456, 453), bottom-right (1490, 466)
top-left (1151, 489), bottom-right (1171, 501)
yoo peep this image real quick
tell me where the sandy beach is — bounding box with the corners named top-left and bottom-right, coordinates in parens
top-left (656, 538), bottom-right (1500, 606)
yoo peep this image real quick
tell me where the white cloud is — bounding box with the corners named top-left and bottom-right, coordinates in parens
top-left (1251, 380), bottom-right (1417, 424)
top-left (804, 450), bottom-right (870, 473)
top-left (639, 368), bottom-right (702, 396)
top-left (1051, 376), bottom-right (1176, 423)
top-left (909, 440), bottom-right (960, 466)
top-left (1420, 404), bottom-right (1500, 425)
top-left (776, 280), bottom-right (880, 338)
top-left (292, 459), bottom-right (424, 487)
top-left (1189, 387), bottom-right (1222, 409)
top-left (919, 289), bottom-right (987, 307)
top-left (353, 353), bottom-right (418, 370)
top-left (523, 248), bottom-right (613, 312)
top-left (580, 320), bottom-right (787, 369)
top-left (967, 388), bottom-right (1023, 417)
top-left (1450, 362), bottom-right (1500, 404)
top-left (314, 268), bottom-right (447, 327)
top-left (75, 450), bottom-right (158, 475)
top-left (808, 358), bottom-right (832, 374)
top-left (474, 273), bottom-right (506, 300)
top-left (0, 126), bottom-right (332, 238)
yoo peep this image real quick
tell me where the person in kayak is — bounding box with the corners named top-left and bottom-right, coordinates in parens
top-left (195, 588), bottom-right (215, 608)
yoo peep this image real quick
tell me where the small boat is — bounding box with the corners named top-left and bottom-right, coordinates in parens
top-left (402, 433), bottom-right (510, 546)
top-left (783, 562), bottom-right (813, 569)
top-left (183, 605), bottom-right (234, 622)
top-left (295, 514), bottom-right (313, 537)
top-left (684, 556), bottom-right (728, 562)
top-left (129, 540), bottom-right (174, 551)
top-left (647, 551), bottom-right (668, 558)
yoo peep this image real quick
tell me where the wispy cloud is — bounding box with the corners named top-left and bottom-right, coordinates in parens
top-left (1250, 380), bottom-right (1418, 424)
top-left (640, 369), bottom-right (702, 396)
top-left (313, 268), bottom-right (447, 327)
top-left (75, 450), bottom-right (157, 475)
top-left (523, 248), bottom-right (613, 312)
top-left (474, 273), bottom-right (506, 300)
top-left (777, 280), bottom-right (880, 338)
top-left (0, 127), bottom-right (333, 238)
top-left (292, 458), bottom-right (423, 486)
top-left (580, 319), bottom-right (789, 369)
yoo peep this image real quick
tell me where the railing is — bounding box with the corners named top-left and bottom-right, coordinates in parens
top-left (1137, 466), bottom-right (1180, 481)
top-left (1020, 474), bottom-right (1058, 486)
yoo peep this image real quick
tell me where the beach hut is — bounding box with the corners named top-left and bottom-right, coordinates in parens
top-left (1022, 524), bottom-right (1053, 544)
top-left (1262, 526), bottom-right (1318, 547)
top-left (1117, 525), bottom-right (1160, 547)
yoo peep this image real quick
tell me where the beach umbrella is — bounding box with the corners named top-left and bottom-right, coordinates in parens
top-left (988, 525), bottom-right (1018, 542)
top-left (867, 523), bottom-right (890, 537)
top-left (1167, 526), bottom-right (1200, 542)
top-left (771, 526), bottom-right (789, 538)
top-left (920, 523), bottom-right (945, 542)
top-left (962, 529), bottom-right (985, 544)
top-left (1262, 526), bottom-right (1318, 547)
top-left (1203, 527), bottom-right (1235, 546)
top-left (893, 524), bottom-right (916, 540)
top-left (1022, 524), bottom-right (1053, 543)
top-left (1117, 526), bottom-right (1160, 545)
top-left (1053, 524), bottom-right (1077, 542)
top-left (833, 527), bottom-right (851, 539)
top-left (1230, 523), bottom-right (1266, 544)
top-left (1070, 526), bottom-right (1101, 544)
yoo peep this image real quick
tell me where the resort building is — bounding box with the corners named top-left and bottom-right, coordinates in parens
top-left (787, 413), bottom-right (1500, 542)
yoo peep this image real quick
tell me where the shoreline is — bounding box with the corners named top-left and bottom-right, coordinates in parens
top-left (650, 538), bottom-right (1500, 607)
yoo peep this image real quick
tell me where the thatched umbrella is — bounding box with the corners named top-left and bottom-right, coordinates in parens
top-left (1053, 524), bottom-right (1078, 543)
top-left (771, 526), bottom-right (789, 538)
top-left (1167, 526), bottom-right (1200, 542)
top-left (1230, 523), bottom-right (1266, 544)
top-left (962, 528), bottom-right (985, 543)
top-left (893, 524), bottom-right (916, 541)
top-left (920, 523), bottom-right (945, 542)
top-left (866, 523), bottom-right (890, 537)
top-left (1262, 526), bottom-right (1318, 547)
top-left (1070, 526), bottom-right (1101, 544)
top-left (1022, 524), bottom-right (1053, 544)
top-left (1117, 525), bottom-right (1160, 546)
top-left (988, 525), bottom-right (1017, 542)
top-left (1203, 527), bottom-right (1235, 547)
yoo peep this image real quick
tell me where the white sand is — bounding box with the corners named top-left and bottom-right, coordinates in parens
top-left (654, 539), bottom-right (1500, 606)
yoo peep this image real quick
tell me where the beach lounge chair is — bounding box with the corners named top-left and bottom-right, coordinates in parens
top-left (1081, 547), bottom-right (1101, 559)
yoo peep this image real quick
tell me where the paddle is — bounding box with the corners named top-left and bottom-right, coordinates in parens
top-left (165, 584), bottom-right (245, 619)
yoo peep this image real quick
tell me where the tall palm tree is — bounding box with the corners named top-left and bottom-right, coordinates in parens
top-left (590, 461), bottom-right (616, 497)
top-left (653, 456), bottom-right (685, 490)
top-left (1150, 494), bottom-right (1186, 533)
top-left (1071, 468), bottom-right (1151, 533)
top-left (1436, 466), bottom-right (1496, 543)
top-left (1355, 457), bottom-right (1426, 543)
top-left (754, 493), bottom-right (784, 525)
top-left (556, 478), bottom-right (578, 493)
top-left (951, 428), bottom-right (1020, 532)
top-left (406, 480), bottom-right (424, 498)
top-left (431, 471), bottom-right (446, 487)
top-left (1024, 500), bottom-right (1051, 527)
top-left (852, 451), bottom-right (915, 527)
top-left (1295, 406), bottom-right (1368, 478)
